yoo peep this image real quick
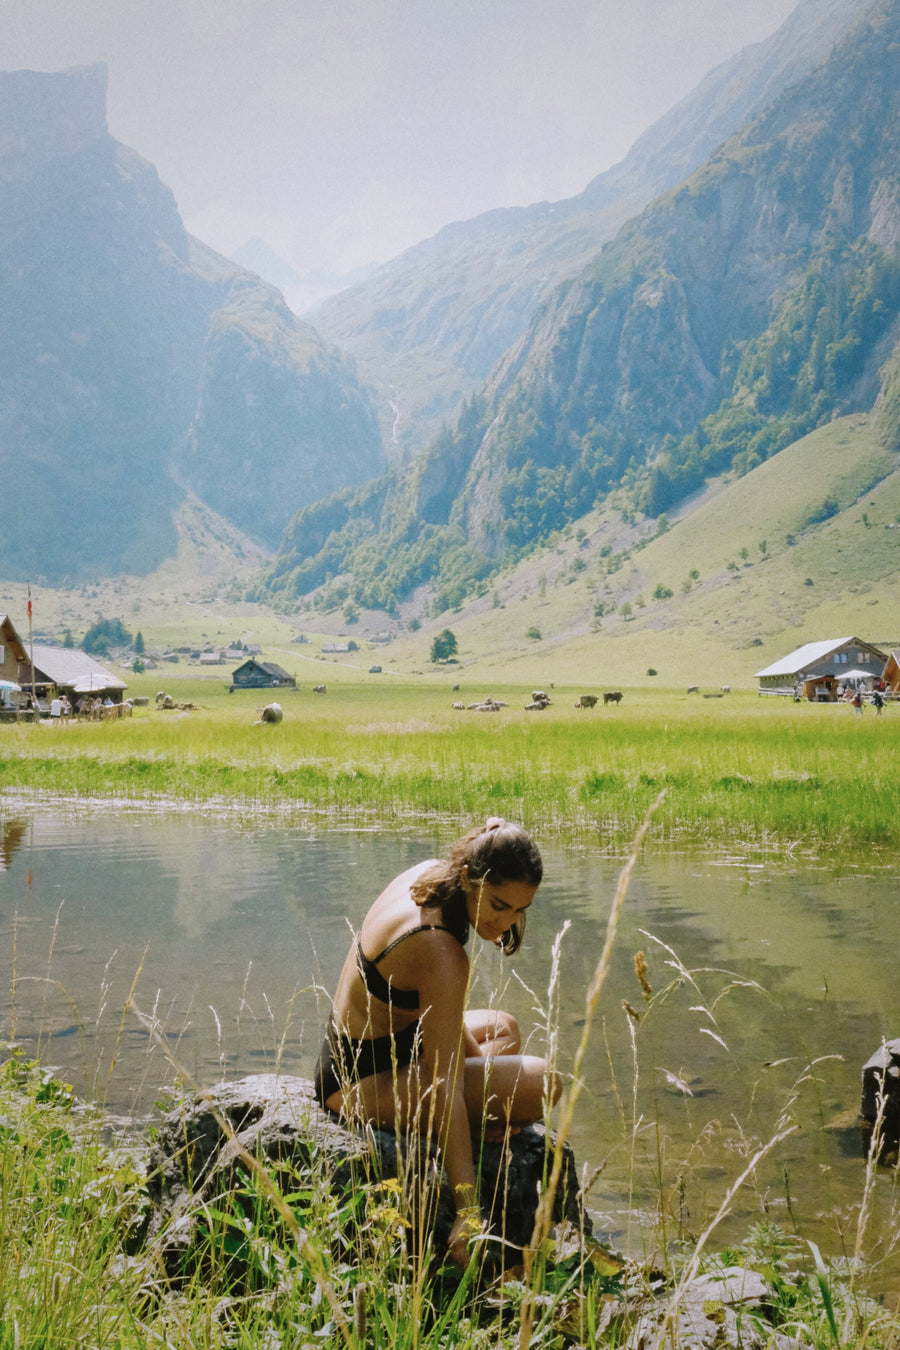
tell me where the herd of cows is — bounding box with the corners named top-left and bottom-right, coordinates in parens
top-left (450, 689), bottom-right (623, 713)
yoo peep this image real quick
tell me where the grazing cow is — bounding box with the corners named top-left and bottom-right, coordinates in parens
top-left (687, 685), bottom-right (699, 694)
top-left (525, 690), bottom-right (553, 711)
top-left (156, 693), bottom-right (176, 709)
top-left (603, 691), bottom-right (623, 705)
top-left (468, 697), bottom-right (505, 712)
top-left (451, 702), bottom-right (466, 710)
top-left (721, 686), bottom-right (731, 694)
top-left (313, 684), bottom-right (327, 694)
top-left (256, 702), bottom-right (283, 724)
top-left (575, 694), bottom-right (598, 709)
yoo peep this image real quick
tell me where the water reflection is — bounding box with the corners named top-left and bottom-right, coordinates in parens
top-left (1, 799), bottom-right (897, 1273)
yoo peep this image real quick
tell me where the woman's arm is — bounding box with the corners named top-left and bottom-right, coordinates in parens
top-left (414, 936), bottom-right (480, 1265)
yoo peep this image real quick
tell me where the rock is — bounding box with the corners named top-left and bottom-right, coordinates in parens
top-left (141, 1074), bottom-right (588, 1281)
top-left (627, 1268), bottom-right (799, 1350)
top-left (860, 1038), bottom-right (900, 1157)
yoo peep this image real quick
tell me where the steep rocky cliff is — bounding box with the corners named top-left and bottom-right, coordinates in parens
top-left (453, 0), bottom-right (900, 552)
top-left (263, 0), bottom-right (900, 613)
top-left (0, 65), bottom-right (384, 584)
top-left (313, 0), bottom-right (870, 459)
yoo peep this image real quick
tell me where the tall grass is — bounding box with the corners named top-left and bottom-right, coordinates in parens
top-left (1, 682), bottom-right (897, 857)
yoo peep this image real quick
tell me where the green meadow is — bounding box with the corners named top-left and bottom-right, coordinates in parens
top-left (0, 676), bottom-right (896, 858)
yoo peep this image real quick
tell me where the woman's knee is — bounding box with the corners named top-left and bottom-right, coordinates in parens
top-left (494, 1010), bottom-right (521, 1053)
top-left (465, 1008), bottom-right (522, 1054)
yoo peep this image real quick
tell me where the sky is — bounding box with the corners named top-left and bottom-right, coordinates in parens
top-left (2, 0), bottom-right (800, 284)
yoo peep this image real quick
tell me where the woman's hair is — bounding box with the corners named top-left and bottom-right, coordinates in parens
top-left (411, 817), bottom-right (542, 954)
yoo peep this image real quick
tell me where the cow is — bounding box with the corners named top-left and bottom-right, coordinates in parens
top-left (575, 694), bottom-right (598, 709)
top-left (721, 686), bottom-right (731, 694)
top-left (687, 685), bottom-right (699, 694)
top-left (313, 684), bottom-right (327, 694)
top-left (526, 691), bottom-right (552, 711)
top-left (256, 702), bottom-right (283, 724)
top-left (603, 691), bottom-right (623, 705)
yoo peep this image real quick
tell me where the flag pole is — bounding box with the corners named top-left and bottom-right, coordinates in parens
top-left (27, 585), bottom-right (36, 706)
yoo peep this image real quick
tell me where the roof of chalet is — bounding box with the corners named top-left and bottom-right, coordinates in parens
top-left (756, 637), bottom-right (887, 679)
top-left (29, 644), bottom-right (127, 690)
top-left (233, 658), bottom-right (295, 680)
top-left (0, 615), bottom-right (29, 663)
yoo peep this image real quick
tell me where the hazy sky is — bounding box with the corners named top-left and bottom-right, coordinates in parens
top-left (2, 0), bottom-right (799, 278)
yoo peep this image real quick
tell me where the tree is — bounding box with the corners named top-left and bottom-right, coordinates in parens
top-left (430, 628), bottom-right (458, 663)
top-left (134, 631), bottom-right (145, 654)
top-left (82, 616), bottom-right (132, 656)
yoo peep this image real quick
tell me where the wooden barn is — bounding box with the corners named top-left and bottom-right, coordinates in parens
top-left (756, 636), bottom-right (888, 700)
top-left (229, 658), bottom-right (297, 692)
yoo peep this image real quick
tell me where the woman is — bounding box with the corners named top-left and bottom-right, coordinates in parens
top-left (314, 817), bottom-right (560, 1266)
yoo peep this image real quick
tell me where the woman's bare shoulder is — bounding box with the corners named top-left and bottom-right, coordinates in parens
top-left (375, 859), bottom-right (440, 902)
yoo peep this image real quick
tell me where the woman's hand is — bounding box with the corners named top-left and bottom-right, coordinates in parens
top-left (447, 1205), bottom-right (483, 1267)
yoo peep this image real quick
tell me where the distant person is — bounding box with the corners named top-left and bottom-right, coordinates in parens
top-left (50, 695), bottom-right (62, 725)
top-left (873, 689), bottom-right (884, 715)
top-left (59, 694), bottom-right (71, 725)
top-left (851, 689), bottom-right (863, 715)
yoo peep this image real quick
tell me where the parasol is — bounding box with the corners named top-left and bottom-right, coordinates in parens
top-left (0, 679), bottom-right (22, 691)
top-left (841, 669), bottom-right (875, 682)
top-left (73, 674), bottom-right (108, 694)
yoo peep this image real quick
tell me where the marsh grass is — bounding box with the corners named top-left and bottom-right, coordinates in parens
top-left (1, 681), bottom-right (897, 857)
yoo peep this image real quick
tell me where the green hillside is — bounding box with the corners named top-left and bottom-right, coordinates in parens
top-left (350, 413), bottom-right (900, 688)
top-left (3, 413), bottom-right (897, 691)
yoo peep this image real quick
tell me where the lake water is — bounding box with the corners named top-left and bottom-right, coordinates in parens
top-left (1, 797), bottom-right (898, 1273)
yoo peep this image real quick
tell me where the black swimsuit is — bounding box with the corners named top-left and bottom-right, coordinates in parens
top-left (314, 924), bottom-right (455, 1107)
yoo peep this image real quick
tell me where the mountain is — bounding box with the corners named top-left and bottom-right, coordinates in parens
top-left (260, 0), bottom-right (900, 621)
top-left (230, 238), bottom-right (378, 314)
top-left (0, 65), bottom-right (384, 585)
top-left (313, 0), bottom-right (870, 459)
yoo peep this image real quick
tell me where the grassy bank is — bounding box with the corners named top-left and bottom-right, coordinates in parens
top-left (1, 679), bottom-right (897, 858)
top-left (2, 1035), bottom-right (897, 1349)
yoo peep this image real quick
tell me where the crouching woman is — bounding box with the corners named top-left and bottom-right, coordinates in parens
top-left (314, 817), bottom-right (561, 1266)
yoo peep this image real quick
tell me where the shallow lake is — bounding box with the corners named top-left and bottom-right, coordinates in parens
top-left (1, 797), bottom-right (898, 1275)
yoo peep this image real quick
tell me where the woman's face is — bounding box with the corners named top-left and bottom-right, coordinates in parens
top-left (463, 872), bottom-right (538, 944)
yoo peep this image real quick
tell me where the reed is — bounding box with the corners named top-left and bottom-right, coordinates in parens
top-left (0, 682), bottom-right (897, 857)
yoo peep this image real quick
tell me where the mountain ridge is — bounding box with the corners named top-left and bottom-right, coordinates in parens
top-left (313, 0), bottom-right (871, 457)
top-left (261, 0), bottom-right (900, 632)
top-left (0, 63), bottom-right (385, 585)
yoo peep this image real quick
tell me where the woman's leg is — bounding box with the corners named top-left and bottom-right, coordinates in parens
top-left (464, 1007), bottom-right (521, 1057)
top-left (329, 1051), bottom-right (559, 1136)
top-left (463, 1052), bottom-right (560, 1131)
